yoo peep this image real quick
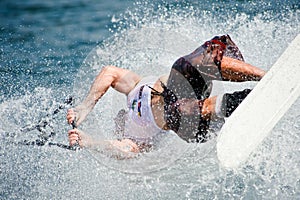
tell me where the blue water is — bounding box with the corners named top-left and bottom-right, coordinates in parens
top-left (1, 0), bottom-right (300, 199)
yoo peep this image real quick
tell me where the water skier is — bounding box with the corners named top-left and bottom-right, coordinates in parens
top-left (67, 35), bottom-right (265, 157)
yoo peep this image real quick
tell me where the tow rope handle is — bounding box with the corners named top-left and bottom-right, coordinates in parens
top-left (69, 119), bottom-right (80, 151)
top-left (69, 95), bottom-right (81, 151)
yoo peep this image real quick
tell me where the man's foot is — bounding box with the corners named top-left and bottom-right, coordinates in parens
top-left (222, 89), bottom-right (252, 117)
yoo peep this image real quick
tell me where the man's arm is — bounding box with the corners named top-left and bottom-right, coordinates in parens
top-left (67, 65), bottom-right (141, 126)
top-left (68, 129), bottom-right (140, 158)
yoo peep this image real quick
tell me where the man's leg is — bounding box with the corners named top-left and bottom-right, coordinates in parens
top-left (221, 56), bottom-right (266, 81)
top-left (201, 89), bottom-right (252, 120)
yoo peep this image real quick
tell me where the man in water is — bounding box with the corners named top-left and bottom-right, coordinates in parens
top-left (67, 35), bottom-right (265, 157)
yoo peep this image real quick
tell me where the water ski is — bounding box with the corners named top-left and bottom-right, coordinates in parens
top-left (217, 34), bottom-right (300, 169)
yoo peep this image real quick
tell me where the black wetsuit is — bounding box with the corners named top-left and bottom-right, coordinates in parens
top-left (163, 34), bottom-right (251, 143)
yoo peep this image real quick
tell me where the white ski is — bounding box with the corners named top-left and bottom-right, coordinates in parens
top-left (217, 34), bottom-right (300, 169)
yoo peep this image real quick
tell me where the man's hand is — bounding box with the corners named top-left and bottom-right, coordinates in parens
top-left (67, 108), bottom-right (77, 125)
top-left (66, 106), bottom-right (90, 127)
top-left (68, 128), bottom-right (91, 147)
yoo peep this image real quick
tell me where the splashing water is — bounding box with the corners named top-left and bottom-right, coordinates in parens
top-left (1, 0), bottom-right (299, 199)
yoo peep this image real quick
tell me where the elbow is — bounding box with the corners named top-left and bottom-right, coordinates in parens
top-left (101, 65), bottom-right (117, 74)
top-left (100, 65), bottom-right (119, 84)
